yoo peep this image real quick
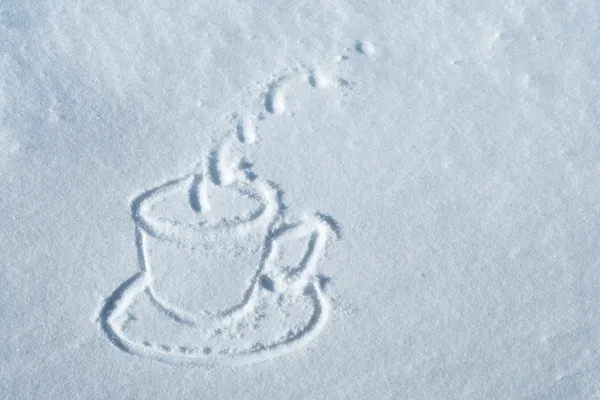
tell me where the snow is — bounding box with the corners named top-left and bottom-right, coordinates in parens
top-left (2, 1), bottom-right (600, 398)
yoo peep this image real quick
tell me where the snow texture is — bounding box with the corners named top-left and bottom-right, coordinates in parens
top-left (1, 1), bottom-right (600, 398)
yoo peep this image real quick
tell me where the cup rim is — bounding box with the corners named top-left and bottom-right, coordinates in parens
top-left (131, 174), bottom-right (279, 246)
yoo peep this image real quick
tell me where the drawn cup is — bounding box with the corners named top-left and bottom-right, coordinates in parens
top-left (132, 176), bottom-right (279, 319)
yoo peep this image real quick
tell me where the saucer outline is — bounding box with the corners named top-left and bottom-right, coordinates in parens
top-left (100, 272), bottom-right (331, 366)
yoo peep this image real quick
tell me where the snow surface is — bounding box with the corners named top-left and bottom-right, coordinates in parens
top-left (2, 1), bottom-right (600, 398)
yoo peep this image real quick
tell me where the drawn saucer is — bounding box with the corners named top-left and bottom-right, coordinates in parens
top-left (100, 272), bottom-right (330, 366)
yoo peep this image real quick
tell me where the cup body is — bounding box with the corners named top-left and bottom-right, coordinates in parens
top-left (143, 225), bottom-right (266, 316)
top-left (132, 176), bottom-right (278, 317)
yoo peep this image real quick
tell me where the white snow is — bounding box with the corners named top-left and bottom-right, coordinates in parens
top-left (2, 1), bottom-right (600, 398)
top-left (355, 40), bottom-right (375, 56)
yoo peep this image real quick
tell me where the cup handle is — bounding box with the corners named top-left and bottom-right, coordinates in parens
top-left (261, 216), bottom-right (337, 293)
